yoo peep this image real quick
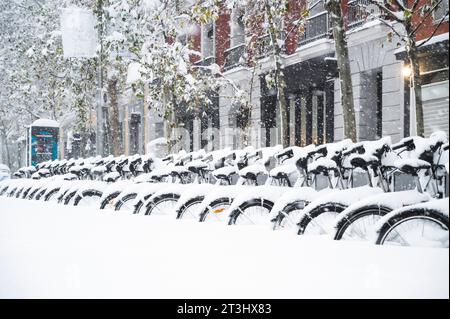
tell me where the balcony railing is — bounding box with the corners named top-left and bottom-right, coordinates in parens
top-left (224, 44), bottom-right (247, 71)
top-left (256, 32), bottom-right (286, 59)
top-left (298, 11), bottom-right (331, 47)
top-left (347, 0), bottom-right (381, 29)
top-left (194, 56), bottom-right (216, 74)
top-left (195, 56), bottom-right (216, 67)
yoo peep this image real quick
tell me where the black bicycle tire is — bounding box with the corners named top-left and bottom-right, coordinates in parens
top-left (334, 205), bottom-right (392, 240)
top-left (229, 198), bottom-right (274, 225)
top-left (73, 189), bottom-right (103, 206)
top-left (199, 197), bottom-right (233, 222)
top-left (145, 193), bottom-right (180, 216)
top-left (297, 202), bottom-right (347, 235)
top-left (375, 208), bottom-right (449, 245)
top-left (115, 193), bottom-right (137, 211)
top-left (176, 196), bottom-right (204, 219)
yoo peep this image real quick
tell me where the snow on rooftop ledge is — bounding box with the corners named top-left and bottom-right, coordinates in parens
top-left (395, 32), bottom-right (449, 54)
top-left (31, 119), bottom-right (60, 128)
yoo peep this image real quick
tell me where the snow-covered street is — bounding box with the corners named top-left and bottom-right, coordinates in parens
top-left (0, 197), bottom-right (448, 299)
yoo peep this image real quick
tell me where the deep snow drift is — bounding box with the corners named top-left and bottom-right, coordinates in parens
top-left (0, 197), bottom-right (448, 299)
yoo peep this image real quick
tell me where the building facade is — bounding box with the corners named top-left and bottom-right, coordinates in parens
top-left (121, 0), bottom-right (449, 154)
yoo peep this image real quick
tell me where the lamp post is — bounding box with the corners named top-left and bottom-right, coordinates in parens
top-left (403, 64), bottom-right (416, 136)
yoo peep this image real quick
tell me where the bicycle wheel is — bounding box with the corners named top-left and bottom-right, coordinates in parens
top-left (376, 208), bottom-right (449, 248)
top-left (74, 190), bottom-right (103, 207)
top-left (21, 186), bottom-right (33, 199)
top-left (229, 199), bottom-right (274, 225)
top-left (334, 205), bottom-right (392, 241)
top-left (27, 187), bottom-right (42, 200)
top-left (44, 188), bottom-right (61, 202)
top-left (99, 191), bottom-right (121, 209)
top-left (7, 187), bottom-right (18, 198)
top-left (199, 197), bottom-right (233, 222)
top-left (34, 188), bottom-right (47, 201)
top-left (298, 203), bottom-right (347, 235)
top-left (63, 190), bottom-right (78, 205)
top-left (272, 200), bottom-right (308, 230)
top-left (115, 193), bottom-right (137, 211)
top-left (176, 196), bottom-right (204, 219)
top-left (133, 194), bottom-right (154, 214)
top-left (145, 193), bottom-right (180, 216)
top-left (15, 187), bottom-right (25, 198)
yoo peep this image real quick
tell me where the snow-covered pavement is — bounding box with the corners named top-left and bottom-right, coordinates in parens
top-left (0, 197), bottom-right (448, 299)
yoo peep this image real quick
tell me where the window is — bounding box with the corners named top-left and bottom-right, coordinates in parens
top-left (434, 0), bottom-right (449, 22)
top-left (231, 8), bottom-right (245, 47)
top-left (202, 23), bottom-right (215, 58)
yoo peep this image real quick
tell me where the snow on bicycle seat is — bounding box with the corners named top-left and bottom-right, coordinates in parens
top-left (170, 166), bottom-right (192, 176)
top-left (38, 168), bottom-right (51, 176)
top-left (349, 154), bottom-right (379, 169)
top-left (269, 164), bottom-right (298, 178)
top-left (213, 166), bottom-right (238, 179)
top-left (103, 171), bottom-right (121, 182)
top-left (186, 160), bottom-right (210, 174)
top-left (394, 158), bottom-right (431, 175)
top-left (149, 167), bottom-right (171, 178)
top-left (92, 166), bottom-right (107, 174)
top-left (307, 158), bottom-right (337, 174)
top-left (239, 164), bottom-right (267, 179)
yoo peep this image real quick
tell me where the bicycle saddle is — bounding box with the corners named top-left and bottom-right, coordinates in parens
top-left (394, 159), bottom-right (431, 175)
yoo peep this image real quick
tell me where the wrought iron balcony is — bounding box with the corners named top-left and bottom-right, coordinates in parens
top-left (195, 56), bottom-right (216, 67)
top-left (298, 11), bottom-right (331, 46)
top-left (347, 0), bottom-right (381, 29)
top-left (224, 44), bottom-right (247, 71)
top-left (256, 33), bottom-right (286, 59)
top-left (194, 56), bottom-right (216, 74)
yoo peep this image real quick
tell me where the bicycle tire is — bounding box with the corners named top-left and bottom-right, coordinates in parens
top-left (73, 189), bottom-right (103, 206)
top-left (229, 198), bottom-right (274, 225)
top-left (334, 205), bottom-right (392, 240)
top-left (297, 202), bottom-right (347, 235)
top-left (272, 200), bottom-right (309, 230)
top-left (44, 188), bottom-right (61, 201)
top-left (114, 193), bottom-right (137, 211)
top-left (176, 196), bottom-right (204, 219)
top-left (99, 191), bottom-right (121, 209)
top-left (375, 208), bottom-right (449, 246)
top-left (145, 193), bottom-right (180, 216)
top-left (199, 197), bottom-right (233, 222)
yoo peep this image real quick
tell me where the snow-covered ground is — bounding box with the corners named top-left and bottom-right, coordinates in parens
top-left (0, 197), bottom-right (448, 299)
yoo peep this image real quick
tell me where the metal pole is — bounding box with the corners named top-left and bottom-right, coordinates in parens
top-left (410, 73), bottom-right (417, 136)
top-left (96, 0), bottom-right (104, 156)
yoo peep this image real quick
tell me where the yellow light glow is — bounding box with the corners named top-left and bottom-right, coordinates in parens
top-left (402, 65), bottom-right (412, 78)
top-left (213, 208), bottom-right (225, 214)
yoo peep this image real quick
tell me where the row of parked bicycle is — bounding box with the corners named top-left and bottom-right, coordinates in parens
top-left (1, 132), bottom-right (449, 248)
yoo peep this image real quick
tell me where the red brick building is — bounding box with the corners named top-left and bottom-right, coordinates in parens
top-left (148, 0), bottom-right (448, 151)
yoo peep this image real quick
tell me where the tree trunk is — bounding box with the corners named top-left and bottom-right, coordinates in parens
top-left (265, 1), bottom-right (290, 148)
top-left (326, 0), bottom-right (357, 142)
top-left (0, 128), bottom-right (12, 169)
top-left (405, 20), bottom-right (424, 137)
top-left (411, 51), bottom-right (424, 137)
top-left (108, 77), bottom-right (122, 156)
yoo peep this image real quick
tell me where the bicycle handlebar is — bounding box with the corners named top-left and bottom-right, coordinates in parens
top-left (392, 137), bottom-right (415, 151)
top-left (275, 149), bottom-right (294, 160)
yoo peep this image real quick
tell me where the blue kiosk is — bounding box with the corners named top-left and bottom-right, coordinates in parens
top-left (27, 119), bottom-right (60, 166)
